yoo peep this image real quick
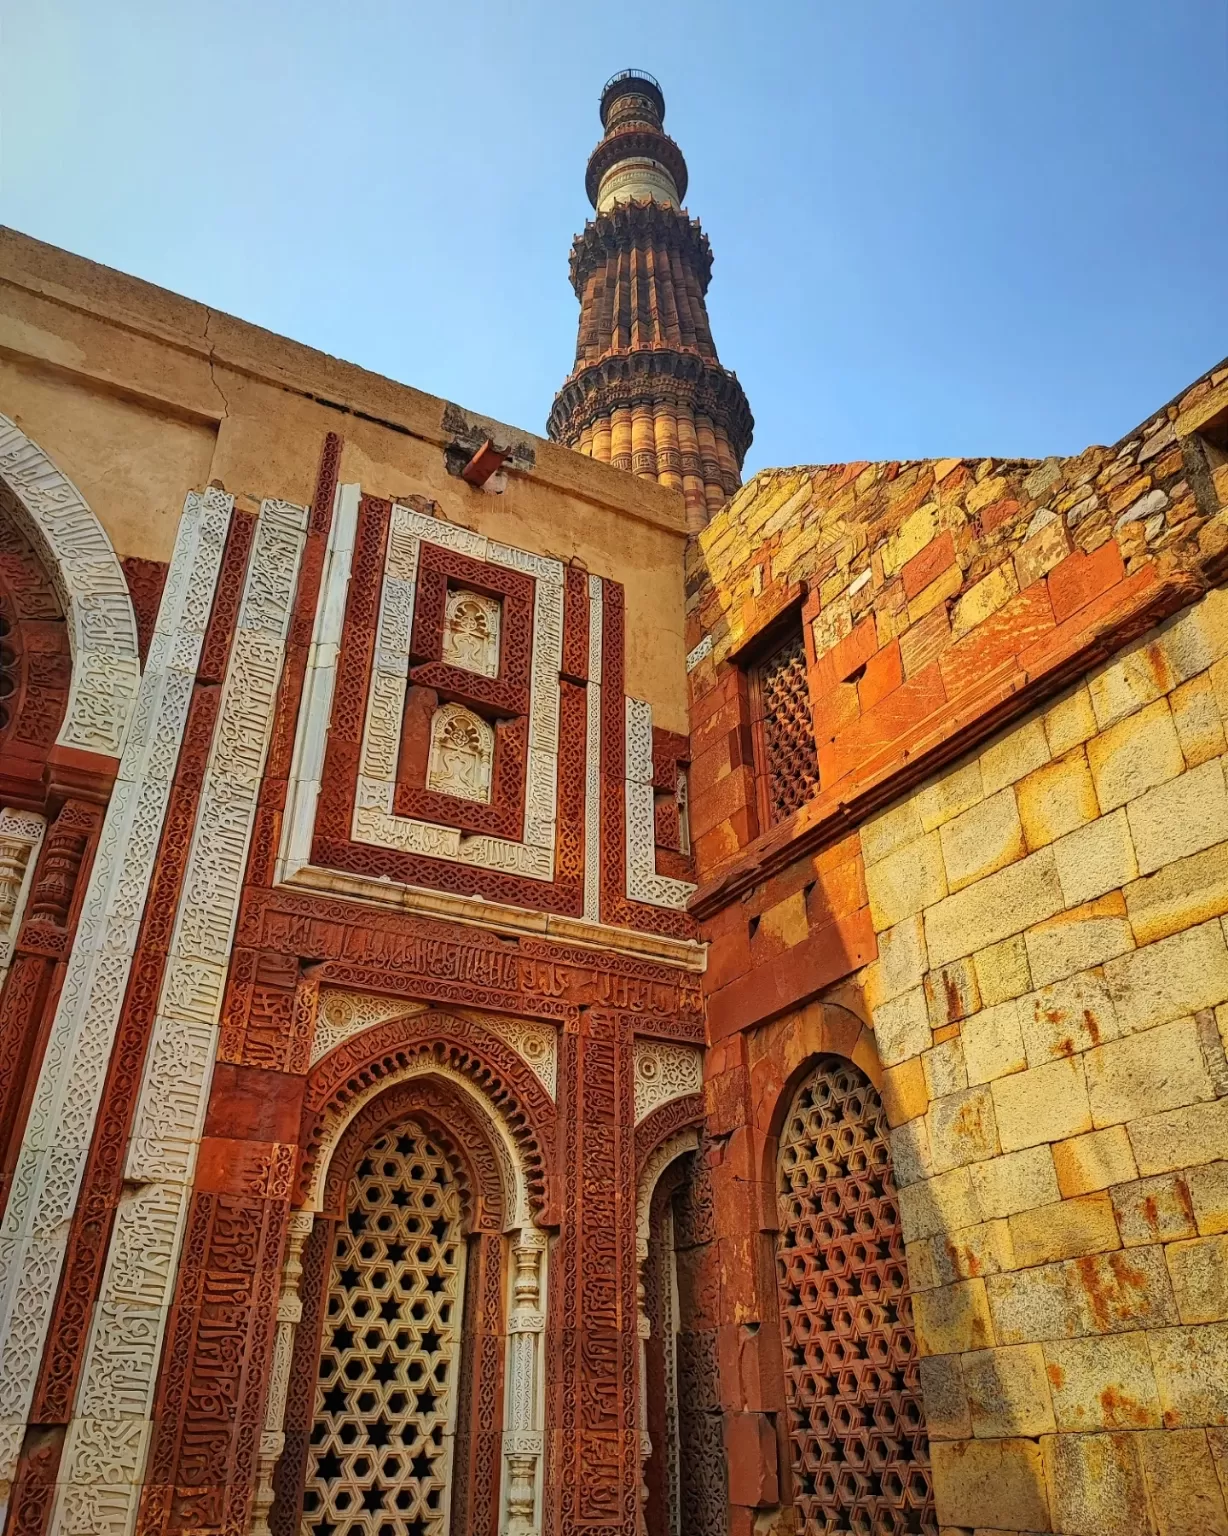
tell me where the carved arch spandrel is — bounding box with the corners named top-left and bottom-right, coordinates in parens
top-left (322, 1075), bottom-right (509, 1234)
top-left (299, 1007), bottom-right (557, 1222)
top-left (0, 413), bottom-right (140, 762)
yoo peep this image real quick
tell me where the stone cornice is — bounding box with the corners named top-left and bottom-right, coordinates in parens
top-left (548, 349), bottom-right (754, 463)
top-left (569, 202), bottom-right (713, 298)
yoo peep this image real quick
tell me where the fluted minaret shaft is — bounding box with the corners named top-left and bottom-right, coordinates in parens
top-left (548, 71), bottom-right (753, 529)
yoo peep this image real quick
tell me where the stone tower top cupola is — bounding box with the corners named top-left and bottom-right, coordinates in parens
top-left (588, 69), bottom-right (687, 212)
top-left (549, 71), bottom-right (753, 530)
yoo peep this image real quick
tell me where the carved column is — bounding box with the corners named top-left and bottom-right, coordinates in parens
top-left (250, 1210), bottom-right (314, 1536)
top-left (504, 1227), bottom-right (547, 1535)
top-left (636, 1235), bottom-right (652, 1536)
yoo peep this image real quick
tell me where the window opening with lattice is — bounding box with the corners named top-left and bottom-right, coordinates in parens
top-left (751, 623), bottom-right (820, 824)
top-left (776, 1059), bottom-right (936, 1536)
top-left (303, 1123), bottom-right (466, 1536)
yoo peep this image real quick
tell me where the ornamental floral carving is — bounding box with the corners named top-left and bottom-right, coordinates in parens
top-left (442, 588), bottom-right (501, 677)
top-left (426, 703), bottom-right (494, 803)
top-left (633, 1040), bottom-right (703, 1125)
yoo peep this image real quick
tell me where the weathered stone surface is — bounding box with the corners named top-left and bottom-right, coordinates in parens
top-left (969, 1144), bottom-right (1060, 1221)
top-left (1128, 1097), bottom-right (1228, 1177)
top-left (1170, 672), bottom-right (1227, 767)
top-left (1166, 1235), bottom-right (1228, 1325)
top-left (980, 717), bottom-right (1051, 798)
top-left (930, 1436), bottom-right (1050, 1531)
top-left (961, 1343), bottom-right (1055, 1438)
top-left (1042, 1331), bottom-right (1161, 1430)
top-left (1068, 1246), bottom-right (1178, 1335)
top-left (915, 759), bottom-right (985, 833)
top-left (864, 912), bottom-right (928, 1008)
top-left (1019, 972), bottom-right (1119, 1066)
top-left (1187, 1160), bottom-right (1228, 1235)
top-left (1084, 1016), bottom-right (1215, 1127)
top-left (924, 956), bottom-right (982, 1028)
top-left (991, 1056), bottom-right (1092, 1152)
top-left (1125, 757), bottom-right (1228, 876)
top-left (913, 1278), bottom-right (995, 1356)
top-left (924, 1036), bottom-right (969, 1101)
top-left (1104, 919), bottom-right (1228, 1034)
top-left (899, 1165), bottom-right (985, 1243)
top-left (1042, 1430), bottom-right (1152, 1536)
top-left (872, 983), bottom-right (932, 1066)
top-left (1009, 1193), bottom-right (1120, 1268)
top-left (973, 933), bottom-right (1032, 1008)
top-left (918, 1352), bottom-right (971, 1440)
top-left (1149, 1324), bottom-right (1228, 1426)
top-left (1125, 838), bottom-right (1228, 946)
top-left (1110, 1171), bottom-right (1199, 1248)
top-left (926, 846), bottom-right (1065, 968)
top-left (928, 1085), bottom-right (999, 1173)
top-left (1053, 1125), bottom-right (1138, 1198)
top-left (1086, 697), bottom-right (1184, 813)
top-left (1044, 684), bottom-right (1098, 757)
top-left (1016, 749), bottom-right (1098, 852)
top-left (963, 999), bottom-right (1028, 1086)
top-left (1053, 806), bottom-right (1138, 908)
top-left (940, 789), bottom-right (1027, 894)
top-left (864, 828), bottom-right (947, 929)
top-left (1024, 894), bottom-right (1134, 989)
top-left (931, 1218), bottom-right (1016, 1285)
top-left (1137, 1427), bottom-right (1228, 1536)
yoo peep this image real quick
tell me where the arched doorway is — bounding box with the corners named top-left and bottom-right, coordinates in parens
top-left (303, 1119), bottom-right (468, 1536)
top-left (637, 1133), bottom-right (727, 1536)
top-left (775, 1056), bottom-right (936, 1536)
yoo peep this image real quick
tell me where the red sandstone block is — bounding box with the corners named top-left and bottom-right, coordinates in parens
top-left (705, 1064), bottom-right (750, 1135)
top-left (690, 764), bottom-right (756, 843)
top-left (810, 678), bottom-right (860, 745)
top-left (1019, 563), bottom-right (1159, 677)
top-left (899, 602), bottom-right (952, 678)
top-left (694, 810), bottom-right (757, 876)
top-left (202, 1062), bottom-right (305, 1141)
top-left (901, 529), bottom-right (956, 599)
top-left (1047, 538), bottom-right (1126, 623)
top-left (725, 1413), bottom-right (780, 1507)
top-left (813, 613), bottom-right (877, 692)
top-left (818, 663), bottom-right (947, 788)
top-left (707, 907), bottom-right (876, 1041)
top-left (858, 639), bottom-right (903, 711)
top-left (980, 496), bottom-right (1022, 533)
top-left (688, 738), bottom-right (733, 801)
top-left (938, 581), bottom-right (1055, 702)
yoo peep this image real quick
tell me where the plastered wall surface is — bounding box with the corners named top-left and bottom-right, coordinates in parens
top-left (0, 227), bottom-right (690, 732)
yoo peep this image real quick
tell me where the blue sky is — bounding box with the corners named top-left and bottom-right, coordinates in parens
top-left (5, 0), bottom-right (1226, 474)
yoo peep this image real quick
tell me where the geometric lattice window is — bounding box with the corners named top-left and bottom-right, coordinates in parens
top-left (776, 1060), bottom-right (936, 1536)
top-left (751, 622), bottom-right (820, 824)
top-left (304, 1123), bottom-right (465, 1536)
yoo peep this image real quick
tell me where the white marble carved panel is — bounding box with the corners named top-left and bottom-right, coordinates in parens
top-left (0, 487), bottom-right (233, 1493)
top-left (0, 808), bottom-right (45, 981)
top-left (427, 703), bottom-right (495, 802)
top-left (50, 495), bottom-right (307, 1536)
top-left (633, 1040), bottom-right (704, 1125)
top-left (0, 414), bottom-right (141, 759)
top-left (442, 588), bottom-right (501, 677)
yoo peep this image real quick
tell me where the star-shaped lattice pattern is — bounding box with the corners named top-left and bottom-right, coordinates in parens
top-left (777, 1061), bottom-right (937, 1536)
top-left (303, 1124), bottom-right (462, 1536)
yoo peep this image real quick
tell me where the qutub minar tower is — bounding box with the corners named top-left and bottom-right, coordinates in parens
top-left (549, 70), bottom-right (753, 529)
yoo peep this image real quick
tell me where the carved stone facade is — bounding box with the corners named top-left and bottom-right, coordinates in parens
top-left (0, 96), bottom-right (1225, 1536)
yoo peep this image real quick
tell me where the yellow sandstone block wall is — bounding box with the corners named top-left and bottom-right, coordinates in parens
top-left (859, 586), bottom-right (1228, 1534)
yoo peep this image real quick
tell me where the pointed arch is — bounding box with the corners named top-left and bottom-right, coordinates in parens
top-left (0, 412), bottom-right (140, 761)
